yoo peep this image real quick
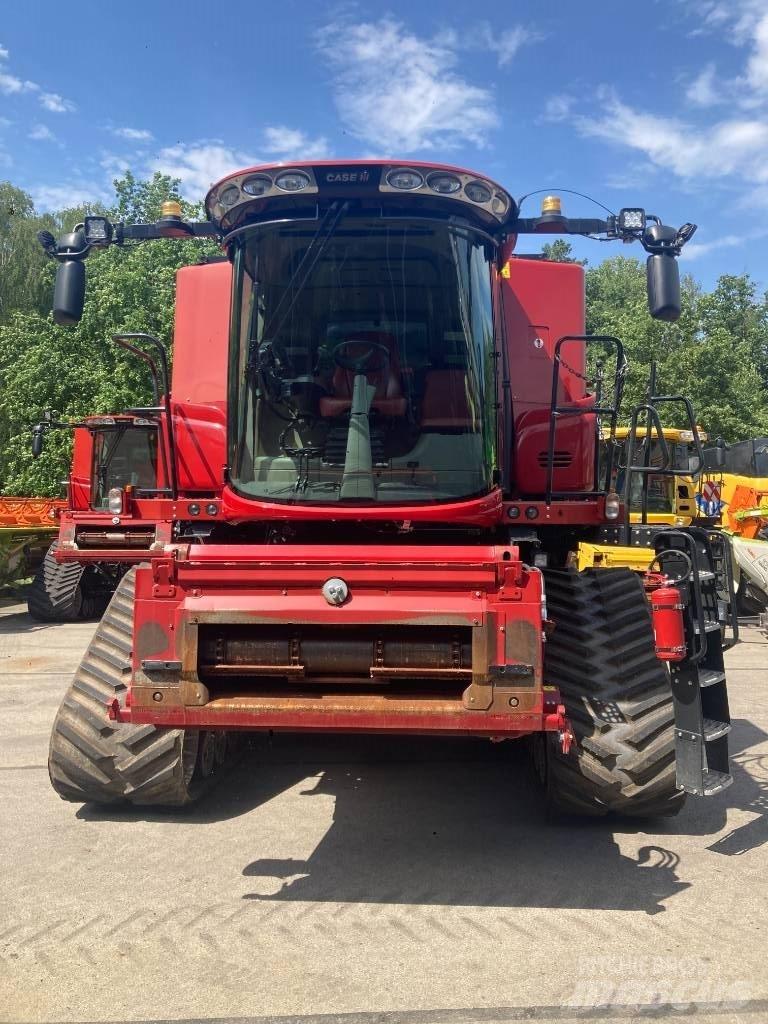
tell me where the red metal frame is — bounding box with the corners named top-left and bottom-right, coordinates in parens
top-left (110, 542), bottom-right (569, 742)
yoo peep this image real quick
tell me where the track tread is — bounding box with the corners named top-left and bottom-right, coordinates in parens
top-left (542, 567), bottom-right (685, 818)
top-left (27, 542), bottom-right (85, 622)
top-left (48, 569), bottom-right (218, 807)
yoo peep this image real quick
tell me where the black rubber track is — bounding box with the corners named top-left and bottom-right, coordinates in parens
top-left (27, 542), bottom-right (85, 622)
top-left (541, 567), bottom-right (685, 818)
top-left (48, 568), bottom-right (227, 806)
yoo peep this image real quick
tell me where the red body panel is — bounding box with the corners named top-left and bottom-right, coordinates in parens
top-left (501, 258), bottom-right (593, 494)
top-left (221, 484), bottom-right (503, 526)
top-left (69, 427), bottom-right (94, 510)
top-left (171, 261), bottom-right (231, 493)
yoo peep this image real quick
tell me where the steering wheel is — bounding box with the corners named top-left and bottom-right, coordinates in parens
top-left (331, 339), bottom-right (390, 374)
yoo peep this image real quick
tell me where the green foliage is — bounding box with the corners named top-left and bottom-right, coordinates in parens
top-left (585, 257), bottom-right (768, 439)
top-left (0, 182), bottom-right (57, 321)
top-left (0, 173), bottom-right (218, 495)
top-left (540, 240), bottom-right (585, 265)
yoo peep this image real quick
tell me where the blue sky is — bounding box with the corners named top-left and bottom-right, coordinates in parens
top-left (1, 0), bottom-right (767, 289)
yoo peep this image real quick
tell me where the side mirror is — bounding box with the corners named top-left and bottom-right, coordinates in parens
top-left (53, 259), bottom-right (86, 325)
top-left (31, 425), bottom-right (45, 458)
top-left (646, 253), bottom-right (681, 322)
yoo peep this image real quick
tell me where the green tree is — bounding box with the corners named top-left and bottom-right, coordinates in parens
top-left (585, 256), bottom-right (768, 438)
top-left (585, 255), bottom-right (701, 416)
top-left (663, 274), bottom-right (768, 439)
top-left (0, 173), bottom-right (218, 494)
top-left (540, 239), bottom-right (584, 264)
top-left (0, 182), bottom-right (58, 322)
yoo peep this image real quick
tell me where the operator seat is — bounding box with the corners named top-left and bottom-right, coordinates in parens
top-left (319, 331), bottom-right (407, 418)
top-left (420, 369), bottom-right (474, 430)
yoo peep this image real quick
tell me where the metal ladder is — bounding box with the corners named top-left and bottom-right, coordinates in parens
top-left (654, 528), bottom-right (737, 796)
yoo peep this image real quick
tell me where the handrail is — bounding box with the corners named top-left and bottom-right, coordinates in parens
top-left (545, 334), bottom-right (627, 505)
top-left (112, 333), bottom-right (178, 501)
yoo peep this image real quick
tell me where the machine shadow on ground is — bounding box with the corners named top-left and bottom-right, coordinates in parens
top-left (77, 716), bottom-right (767, 915)
top-left (0, 609), bottom-right (87, 635)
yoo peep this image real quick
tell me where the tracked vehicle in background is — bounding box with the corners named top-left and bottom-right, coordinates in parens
top-left (40, 161), bottom-right (734, 815)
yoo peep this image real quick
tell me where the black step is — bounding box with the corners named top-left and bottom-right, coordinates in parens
top-left (693, 620), bottom-right (722, 634)
top-left (699, 668), bottom-right (726, 688)
top-left (703, 718), bottom-right (731, 741)
top-left (701, 770), bottom-right (733, 796)
top-left (695, 570), bottom-right (716, 582)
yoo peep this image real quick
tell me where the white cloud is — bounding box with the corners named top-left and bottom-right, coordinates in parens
top-left (0, 68), bottom-right (25, 94)
top-left (604, 162), bottom-right (657, 191)
top-left (575, 90), bottom-right (768, 183)
top-left (103, 125), bottom-right (327, 206)
top-left (686, 63), bottom-right (719, 106)
top-left (316, 17), bottom-right (498, 152)
top-left (150, 141), bottom-right (257, 200)
top-left (681, 227), bottom-right (768, 259)
top-left (29, 123), bottom-right (54, 142)
top-left (262, 125), bottom-right (330, 160)
top-left (112, 126), bottom-right (153, 141)
top-left (573, 88), bottom-right (768, 182)
top-left (30, 181), bottom-right (111, 212)
top-left (39, 90), bottom-right (75, 113)
top-left (474, 23), bottom-right (538, 68)
top-left (100, 152), bottom-right (132, 176)
top-left (744, 10), bottom-right (768, 93)
top-left (0, 46), bottom-right (75, 111)
top-left (543, 94), bottom-right (575, 122)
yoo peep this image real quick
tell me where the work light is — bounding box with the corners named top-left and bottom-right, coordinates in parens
top-left (84, 216), bottom-right (113, 247)
top-left (465, 181), bottom-right (492, 204)
top-left (275, 171), bottom-right (311, 192)
top-left (427, 172), bottom-right (461, 194)
top-left (605, 492), bottom-right (621, 519)
top-left (386, 168), bottom-right (424, 190)
top-left (618, 208), bottom-right (646, 233)
top-left (108, 487), bottom-right (123, 515)
top-left (218, 185), bottom-right (241, 208)
top-left (242, 174), bottom-right (272, 196)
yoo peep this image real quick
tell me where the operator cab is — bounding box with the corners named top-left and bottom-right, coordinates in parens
top-left (209, 164), bottom-right (507, 505)
top-left (90, 420), bottom-right (158, 509)
top-left (608, 426), bottom-right (705, 521)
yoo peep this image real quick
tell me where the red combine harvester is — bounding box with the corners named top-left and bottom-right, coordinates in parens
top-left (28, 406), bottom-right (160, 620)
top-left (27, 326), bottom-right (211, 620)
top-left (40, 160), bottom-right (735, 815)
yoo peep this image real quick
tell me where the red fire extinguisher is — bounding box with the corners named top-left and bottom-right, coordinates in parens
top-left (645, 570), bottom-right (687, 662)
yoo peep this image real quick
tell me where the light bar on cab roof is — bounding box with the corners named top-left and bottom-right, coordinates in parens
top-left (205, 162), bottom-right (515, 233)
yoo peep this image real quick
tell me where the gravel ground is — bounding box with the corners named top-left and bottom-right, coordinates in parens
top-left (0, 599), bottom-right (766, 1024)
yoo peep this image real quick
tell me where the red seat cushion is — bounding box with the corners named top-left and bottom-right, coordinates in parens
top-left (420, 370), bottom-right (474, 429)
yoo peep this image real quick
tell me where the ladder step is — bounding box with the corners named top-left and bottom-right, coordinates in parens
top-left (695, 570), bottom-right (716, 582)
top-left (693, 620), bottom-right (721, 634)
top-left (703, 718), bottom-right (731, 741)
top-left (701, 770), bottom-right (733, 797)
top-left (699, 668), bottom-right (726, 688)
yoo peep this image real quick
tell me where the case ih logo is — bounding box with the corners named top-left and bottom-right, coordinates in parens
top-left (325, 169), bottom-right (371, 184)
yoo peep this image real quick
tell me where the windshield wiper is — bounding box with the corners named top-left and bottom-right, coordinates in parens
top-left (262, 200), bottom-right (349, 342)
